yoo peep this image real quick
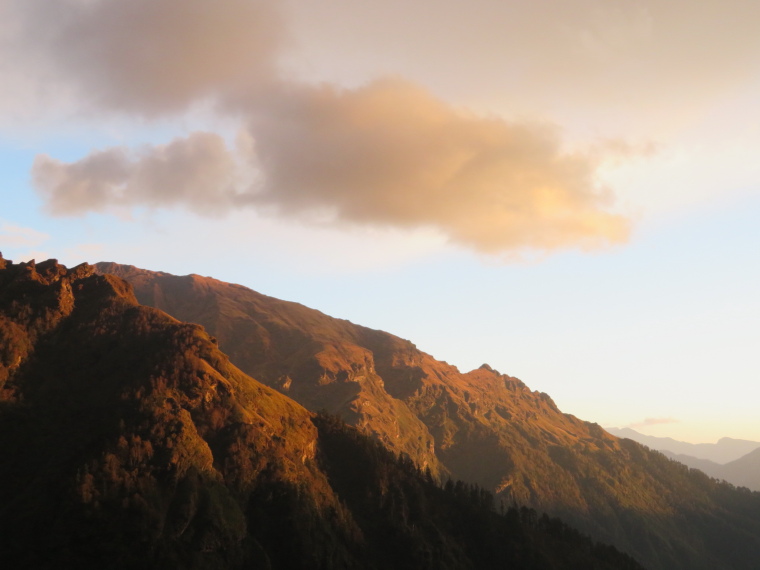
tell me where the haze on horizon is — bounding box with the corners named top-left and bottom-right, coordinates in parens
top-left (1, 0), bottom-right (759, 444)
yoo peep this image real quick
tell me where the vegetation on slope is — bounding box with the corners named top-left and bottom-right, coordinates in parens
top-left (0, 254), bottom-right (644, 569)
top-left (315, 413), bottom-right (643, 570)
top-left (95, 261), bottom-right (760, 570)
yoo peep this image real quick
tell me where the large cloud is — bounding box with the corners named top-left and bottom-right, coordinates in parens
top-left (245, 79), bottom-right (629, 252)
top-left (34, 78), bottom-right (629, 252)
top-left (19, 0), bottom-right (630, 254)
top-left (285, 0), bottom-right (760, 128)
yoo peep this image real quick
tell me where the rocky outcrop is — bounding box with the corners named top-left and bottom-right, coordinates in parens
top-left (0, 255), bottom-right (333, 567)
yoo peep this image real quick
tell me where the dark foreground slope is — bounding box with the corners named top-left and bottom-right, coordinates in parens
top-left (95, 262), bottom-right (760, 570)
top-left (0, 254), bottom-right (642, 570)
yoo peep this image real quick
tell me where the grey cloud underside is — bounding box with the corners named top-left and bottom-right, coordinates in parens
top-left (33, 133), bottom-right (244, 216)
top-left (17, 0), bottom-right (282, 116)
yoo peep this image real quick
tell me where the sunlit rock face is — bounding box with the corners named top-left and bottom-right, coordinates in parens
top-left (95, 261), bottom-right (444, 476)
top-left (96, 260), bottom-right (760, 570)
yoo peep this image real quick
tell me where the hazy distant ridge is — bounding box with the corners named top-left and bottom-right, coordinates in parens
top-left (606, 427), bottom-right (760, 491)
top-left (604, 427), bottom-right (760, 464)
top-left (657, 449), bottom-right (760, 492)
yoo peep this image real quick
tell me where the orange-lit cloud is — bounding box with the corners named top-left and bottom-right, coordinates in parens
top-left (19, 0), bottom-right (630, 254)
top-left (33, 78), bottom-right (630, 252)
top-left (245, 79), bottom-right (629, 252)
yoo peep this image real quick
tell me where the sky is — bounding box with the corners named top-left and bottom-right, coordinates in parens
top-left (1, 0), bottom-right (759, 444)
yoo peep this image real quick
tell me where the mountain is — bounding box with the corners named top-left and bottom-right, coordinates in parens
top-left (659, 452), bottom-right (726, 480)
top-left (0, 254), bottom-right (644, 569)
top-left (605, 428), bottom-right (760, 491)
top-left (95, 262), bottom-right (444, 477)
top-left (0, 255), bottom-right (334, 567)
top-left (660, 449), bottom-right (760, 492)
top-left (605, 427), bottom-right (760, 464)
top-left (722, 448), bottom-right (760, 491)
top-left (95, 261), bottom-right (760, 570)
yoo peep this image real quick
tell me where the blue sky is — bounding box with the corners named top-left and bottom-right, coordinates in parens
top-left (2, 0), bottom-right (760, 443)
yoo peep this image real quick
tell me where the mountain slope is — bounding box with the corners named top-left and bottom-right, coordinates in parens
top-left (723, 448), bottom-right (760, 491)
top-left (95, 261), bottom-right (760, 570)
top-left (0, 256), bottom-right (337, 567)
top-left (605, 427), bottom-right (760, 464)
top-left (0, 254), bottom-right (644, 570)
top-left (95, 262), bottom-right (444, 477)
top-left (660, 451), bottom-right (726, 479)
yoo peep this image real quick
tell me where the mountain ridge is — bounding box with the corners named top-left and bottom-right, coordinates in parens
top-left (605, 427), bottom-right (760, 464)
top-left (94, 260), bottom-right (760, 570)
top-left (1, 253), bottom-right (646, 569)
top-left (659, 449), bottom-right (760, 492)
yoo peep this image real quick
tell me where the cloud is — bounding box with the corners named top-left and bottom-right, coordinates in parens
top-left (629, 418), bottom-right (680, 429)
top-left (33, 132), bottom-right (246, 216)
top-left (0, 222), bottom-right (49, 249)
top-left (9, 0), bottom-right (760, 121)
top-left (0, 222), bottom-right (51, 263)
top-left (8, 0), bottom-right (281, 116)
top-left (284, 0), bottom-right (760, 127)
top-left (33, 79), bottom-right (630, 253)
top-left (18, 0), bottom-right (630, 255)
top-left (245, 79), bottom-right (630, 252)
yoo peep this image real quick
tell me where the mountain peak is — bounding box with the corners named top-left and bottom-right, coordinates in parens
top-left (478, 362), bottom-right (500, 374)
top-left (0, 256), bottom-right (95, 286)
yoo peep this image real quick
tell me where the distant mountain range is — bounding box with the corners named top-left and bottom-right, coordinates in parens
top-left (604, 427), bottom-right (760, 464)
top-left (606, 427), bottom-right (760, 491)
top-left (89, 261), bottom-right (760, 570)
